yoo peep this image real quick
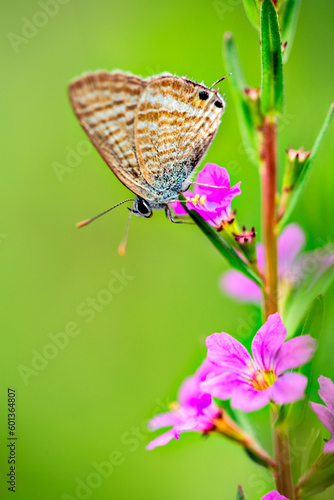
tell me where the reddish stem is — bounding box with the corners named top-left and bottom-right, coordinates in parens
top-left (261, 117), bottom-right (279, 317)
top-left (261, 117), bottom-right (295, 499)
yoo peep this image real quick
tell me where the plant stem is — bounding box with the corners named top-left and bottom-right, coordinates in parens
top-left (214, 414), bottom-right (276, 469)
top-left (273, 422), bottom-right (295, 499)
top-left (261, 117), bottom-right (295, 499)
top-left (261, 116), bottom-right (278, 317)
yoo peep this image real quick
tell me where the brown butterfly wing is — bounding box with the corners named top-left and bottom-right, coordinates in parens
top-left (68, 71), bottom-right (157, 201)
top-left (135, 75), bottom-right (225, 191)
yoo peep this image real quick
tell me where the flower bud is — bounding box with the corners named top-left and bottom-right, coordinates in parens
top-left (233, 226), bottom-right (257, 264)
top-left (278, 148), bottom-right (311, 221)
top-left (244, 87), bottom-right (264, 129)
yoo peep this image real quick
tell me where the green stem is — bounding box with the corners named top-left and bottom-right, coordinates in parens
top-left (273, 423), bottom-right (295, 499)
top-left (261, 117), bottom-right (295, 499)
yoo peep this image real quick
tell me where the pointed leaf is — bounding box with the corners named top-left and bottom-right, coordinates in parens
top-left (244, 448), bottom-right (271, 468)
top-left (279, 103), bottom-right (334, 226)
top-left (285, 296), bottom-right (324, 429)
top-left (242, 0), bottom-right (261, 29)
top-left (299, 295), bottom-right (324, 415)
top-left (224, 32), bottom-right (248, 93)
top-left (296, 453), bottom-right (334, 498)
top-left (284, 251), bottom-right (334, 336)
top-left (301, 294), bottom-right (324, 337)
top-left (179, 194), bottom-right (262, 285)
top-left (260, 0), bottom-right (284, 115)
top-left (223, 32), bottom-right (261, 166)
top-left (280, 0), bottom-right (301, 63)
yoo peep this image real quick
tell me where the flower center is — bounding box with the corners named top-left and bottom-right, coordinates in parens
top-left (185, 194), bottom-right (207, 207)
top-left (252, 370), bottom-right (276, 391)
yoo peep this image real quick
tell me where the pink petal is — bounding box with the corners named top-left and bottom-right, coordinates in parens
top-left (194, 359), bottom-right (218, 382)
top-left (147, 411), bottom-right (181, 431)
top-left (195, 207), bottom-right (223, 228)
top-left (178, 376), bottom-right (201, 409)
top-left (200, 372), bottom-right (243, 400)
top-left (146, 429), bottom-right (176, 450)
top-left (251, 313), bottom-right (287, 371)
top-left (231, 384), bottom-right (272, 412)
top-left (278, 223), bottom-right (305, 275)
top-left (271, 372), bottom-right (308, 405)
top-left (293, 247), bottom-right (334, 288)
top-left (206, 332), bottom-right (251, 374)
top-left (261, 491), bottom-right (289, 500)
top-left (196, 164), bottom-right (231, 194)
top-left (195, 164), bottom-right (241, 208)
top-left (318, 375), bottom-right (334, 413)
top-left (309, 402), bottom-right (334, 433)
top-left (324, 437), bottom-right (334, 454)
top-left (275, 335), bottom-right (317, 375)
top-left (174, 417), bottom-right (199, 434)
top-left (220, 270), bottom-right (262, 303)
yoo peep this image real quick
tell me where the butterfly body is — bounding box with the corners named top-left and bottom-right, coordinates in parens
top-left (69, 71), bottom-right (225, 219)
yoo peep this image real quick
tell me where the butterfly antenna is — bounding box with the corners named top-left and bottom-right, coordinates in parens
top-left (209, 73), bottom-right (232, 89)
top-left (76, 199), bottom-right (135, 228)
top-left (118, 210), bottom-right (133, 257)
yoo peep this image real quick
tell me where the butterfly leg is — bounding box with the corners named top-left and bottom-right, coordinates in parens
top-left (164, 205), bottom-right (192, 224)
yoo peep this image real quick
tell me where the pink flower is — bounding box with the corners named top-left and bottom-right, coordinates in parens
top-left (261, 492), bottom-right (289, 500)
top-left (201, 313), bottom-right (317, 412)
top-left (310, 376), bottom-right (334, 453)
top-left (221, 223), bottom-right (305, 303)
top-left (221, 223), bottom-right (334, 304)
top-left (170, 163), bottom-right (241, 229)
top-left (146, 360), bottom-right (220, 449)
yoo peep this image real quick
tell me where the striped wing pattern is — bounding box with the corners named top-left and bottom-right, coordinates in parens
top-left (135, 76), bottom-right (224, 191)
top-left (69, 72), bottom-right (156, 201)
top-left (69, 71), bottom-right (225, 204)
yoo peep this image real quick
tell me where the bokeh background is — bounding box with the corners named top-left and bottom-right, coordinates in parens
top-left (1, 0), bottom-right (334, 498)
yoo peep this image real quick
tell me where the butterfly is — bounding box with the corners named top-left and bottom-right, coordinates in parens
top-left (69, 71), bottom-right (226, 225)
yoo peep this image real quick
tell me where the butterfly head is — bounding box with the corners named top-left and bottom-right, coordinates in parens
top-left (130, 197), bottom-right (153, 218)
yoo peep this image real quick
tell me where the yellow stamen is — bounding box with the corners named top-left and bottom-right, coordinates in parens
top-left (252, 370), bottom-right (276, 391)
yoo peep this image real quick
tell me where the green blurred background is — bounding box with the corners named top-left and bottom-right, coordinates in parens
top-left (1, 0), bottom-right (334, 498)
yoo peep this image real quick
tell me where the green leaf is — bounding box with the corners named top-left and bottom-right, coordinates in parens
top-left (260, 0), bottom-right (284, 115)
top-left (300, 295), bottom-right (324, 410)
top-left (284, 247), bottom-right (334, 336)
top-left (285, 296), bottom-right (324, 429)
top-left (301, 294), bottom-right (324, 337)
top-left (244, 448), bottom-right (272, 469)
top-left (279, 103), bottom-right (334, 227)
top-left (224, 32), bottom-right (247, 93)
top-left (242, 0), bottom-right (261, 29)
top-left (236, 485), bottom-right (245, 500)
top-left (223, 32), bottom-right (261, 166)
top-left (296, 453), bottom-right (334, 498)
top-left (179, 194), bottom-right (262, 285)
top-left (279, 0), bottom-right (301, 63)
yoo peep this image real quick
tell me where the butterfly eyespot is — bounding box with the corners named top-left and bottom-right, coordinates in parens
top-left (198, 91), bottom-right (209, 100)
top-left (214, 100), bottom-right (223, 109)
